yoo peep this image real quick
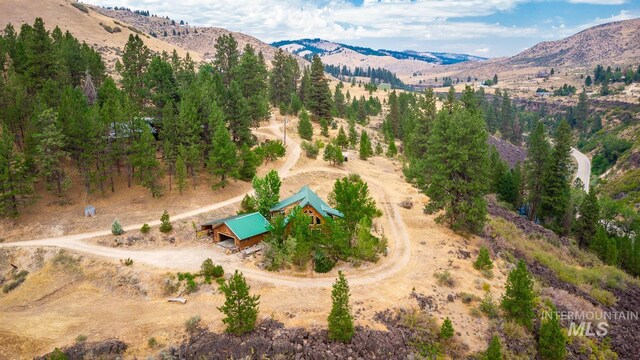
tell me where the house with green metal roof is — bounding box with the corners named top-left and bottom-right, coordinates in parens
top-left (270, 185), bottom-right (343, 226)
top-left (200, 212), bottom-right (270, 250)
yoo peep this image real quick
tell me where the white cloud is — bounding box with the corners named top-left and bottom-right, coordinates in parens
top-left (568, 0), bottom-right (627, 5)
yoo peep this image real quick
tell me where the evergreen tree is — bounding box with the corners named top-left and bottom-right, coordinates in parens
top-left (575, 187), bottom-right (599, 248)
top-left (526, 122), bottom-right (550, 221)
top-left (218, 270), bottom-right (260, 335)
top-left (225, 81), bottom-right (253, 145)
top-left (320, 118), bottom-right (329, 137)
top-left (440, 317), bottom-right (455, 340)
top-left (327, 271), bottom-right (354, 343)
top-left (213, 34), bottom-right (239, 86)
top-left (574, 91), bottom-right (589, 131)
top-left (323, 143), bottom-right (344, 166)
top-left (308, 55), bottom-right (332, 120)
top-left (175, 153), bottom-right (187, 195)
top-left (359, 130), bottom-right (373, 160)
top-left (590, 226), bottom-right (609, 260)
top-left (298, 109), bottom-right (313, 140)
top-left (386, 134), bottom-right (397, 157)
top-left (269, 49), bottom-right (299, 106)
top-left (585, 75), bottom-right (592, 87)
top-left (117, 34), bottom-right (150, 109)
top-left (34, 110), bottom-right (71, 196)
top-left (493, 74), bottom-right (498, 85)
top-left (112, 220), bottom-right (125, 235)
top-left (605, 236), bottom-right (618, 266)
top-left (348, 121), bottom-right (358, 148)
top-left (208, 115), bottom-right (238, 187)
top-left (422, 107), bottom-right (489, 233)
top-left (333, 84), bottom-right (346, 117)
top-left (252, 170), bottom-right (281, 217)
top-left (474, 246), bottom-right (493, 270)
top-left (159, 210), bottom-right (172, 233)
top-left (130, 124), bottom-right (164, 198)
top-left (538, 306), bottom-right (567, 360)
top-left (375, 142), bottom-right (383, 156)
top-left (335, 126), bottom-right (349, 149)
top-left (0, 125), bottom-right (34, 216)
top-left (540, 121), bottom-right (573, 233)
top-left (501, 260), bottom-right (535, 329)
top-left (486, 335), bottom-right (502, 360)
top-left (387, 91), bottom-right (400, 136)
top-left (238, 144), bottom-right (260, 182)
top-left (236, 44), bottom-right (269, 124)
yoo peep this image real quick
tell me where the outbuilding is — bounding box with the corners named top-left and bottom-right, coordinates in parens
top-left (200, 212), bottom-right (270, 250)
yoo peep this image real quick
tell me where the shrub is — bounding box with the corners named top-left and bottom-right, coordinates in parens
top-left (50, 348), bottom-right (69, 360)
top-left (479, 292), bottom-right (499, 319)
top-left (71, 2), bottom-right (89, 13)
top-left (75, 334), bottom-right (87, 343)
top-left (159, 210), bottom-right (172, 233)
top-left (433, 270), bottom-right (455, 287)
top-left (112, 220), bottom-right (125, 235)
top-left (147, 337), bottom-right (158, 348)
top-left (122, 258), bottom-right (134, 266)
top-left (314, 250), bottom-right (335, 273)
top-left (2, 269), bottom-right (28, 294)
top-left (184, 315), bottom-right (201, 334)
top-left (201, 258), bottom-right (224, 278)
top-left (459, 292), bottom-right (480, 304)
top-left (473, 246), bottom-right (493, 270)
top-left (140, 223), bottom-right (150, 234)
top-left (301, 141), bottom-right (319, 159)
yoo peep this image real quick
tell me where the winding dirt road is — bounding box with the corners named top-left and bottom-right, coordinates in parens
top-left (0, 116), bottom-right (411, 288)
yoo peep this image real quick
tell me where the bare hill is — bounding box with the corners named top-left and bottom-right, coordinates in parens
top-left (509, 18), bottom-right (640, 67)
top-left (91, 6), bottom-right (308, 68)
top-left (0, 0), bottom-right (199, 72)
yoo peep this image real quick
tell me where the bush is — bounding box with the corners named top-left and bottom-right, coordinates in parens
top-left (473, 246), bottom-right (493, 270)
top-left (122, 258), bottom-right (133, 266)
top-left (159, 210), bottom-right (172, 233)
top-left (479, 292), bottom-right (499, 319)
top-left (178, 272), bottom-right (199, 293)
top-left (201, 258), bottom-right (224, 278)
top-left (301, 141), bottom-right (319, 159)
top-left (112, 220), bottom-right (125, 235)
top-left (314, 250), bottom-right (335, 273)
top-left (2, 269), bottom-right (28, 294)
top-left (439, 318), bottom-right (454, 340)
top-left (140, 223), bottom-right (150, 234)
top-left (433, 270), bottom-right (455, 287)
top-left (185, 315), bottom-right (201, 334)
top-left (75, 334), bottom-right (87, 343)
top-left (71, 2), bottom-right (89, 13)
top-left (147, 337), bottom-right (158, 348)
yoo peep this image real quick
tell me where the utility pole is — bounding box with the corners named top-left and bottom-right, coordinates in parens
top-left (283, 116), bottom-right (287, 146)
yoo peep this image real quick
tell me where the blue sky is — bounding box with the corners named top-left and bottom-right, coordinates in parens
top-left (88, 0), bottom-right (640, 57)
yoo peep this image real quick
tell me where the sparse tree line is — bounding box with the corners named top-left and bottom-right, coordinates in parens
top-left (0, 18), bottom-right (344, 218)
top-left (586, 64), bottom-right (640, 96)
top-left (324, 64), bottom-right (405, 88)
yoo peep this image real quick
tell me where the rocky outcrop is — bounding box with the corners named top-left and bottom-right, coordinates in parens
top-left (36, 339), bottom-right (127, 360)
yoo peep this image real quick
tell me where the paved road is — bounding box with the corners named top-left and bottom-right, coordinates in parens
top-left (571, 147), bottom-right (591, 191)
top-left (0, 115), bottom-right (412, 288)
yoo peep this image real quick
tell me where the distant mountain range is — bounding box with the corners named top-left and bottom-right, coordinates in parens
top-left (271, 38), bottom-right (486, 75)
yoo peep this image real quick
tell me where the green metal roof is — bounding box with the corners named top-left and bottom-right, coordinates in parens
top-left (270, 185), bottom-right (344, 218)
top-left (203, 212), bottom-right (270, 241)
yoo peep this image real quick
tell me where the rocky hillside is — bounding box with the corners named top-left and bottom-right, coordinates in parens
top-left (509, 18), bottom-right (640, 68)
top-left (91, 6), bottom-right (308, 68)
top-left (273, 38), bottom-right (485, 76)
top-left (0, 0), bottom-right (198, 72)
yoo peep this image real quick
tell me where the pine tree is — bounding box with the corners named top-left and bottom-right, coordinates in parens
top-left (585, 75), bottom-right (592, 87)
top-left (375, 142), bottom-right (383, 155)
top-left (298, 109), bottom-right (313, 140)
top-left (328, 271), bottom-right (354, 343)
top-left (118, 34), bottom-right (150, 109)
top-left (359, 131), bottom-right (373, 160)
top-left (474, 246), bottom-right (493, 270)
top-left (575, 187), bottom-right (599, 248)
top-left (130, 124), bottom-right (164, 198)
top-left (308, 55), bottom-right (332, 120)
top-left (574, 91), bottom-right (589, 131)
top-left (605, 236), bottom-right (618, 266)
top-left (486, 335), bottom-right (502, 360)
top-left (34, 110), bottom-right (72, 196)
top-left (236, 44), bottom-right (269, 125)
top-left (225, 81), bottom-right (253, 145)
top-left (175, 154), bottom-right (187, 195)
top-left (0, 125), bottom-right (34, 216)
top-left (335, 126), bottom-right (349, 149)
top-left (323, 143), bottom-right (344, 166)
top-left (501, 260), bottom-right (535, 329)
top-left (440, 317), bottom-right (455, 340)
top-left (590, 226), bottom-right (609, 260)
top-left (538, 306), bottom-right (566, 360)
top-left (159, 210), bottom-right (172, 233)
top-left (208, 116), bottom-right (238, 187)
top-left (526, 122), bottom-right (550, 221)
top-left (112, 220), bottom-right (125, 235)
top-left (386, 134), bottom-right (398, 157)
top-left (218, 270), bottom-right (260, 335)
top-left (387, 91), bottom-right (400, 136)
top-left (422, 107), bottom-right (489, 233)
top-left (493, 74), bottom-right (499, 85)
top-left (348, 120), bottom-right (358, 148)
top-left (213, 34), bottom-right (239, 86)
top-left (269, 49), bottom-right (299, 106)
top-left (238, 144), bottom-right (260, 181)
top-left (320, 118), bottom-right (329, 137)
top-left (540, 121), bottom-right (572, 233)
